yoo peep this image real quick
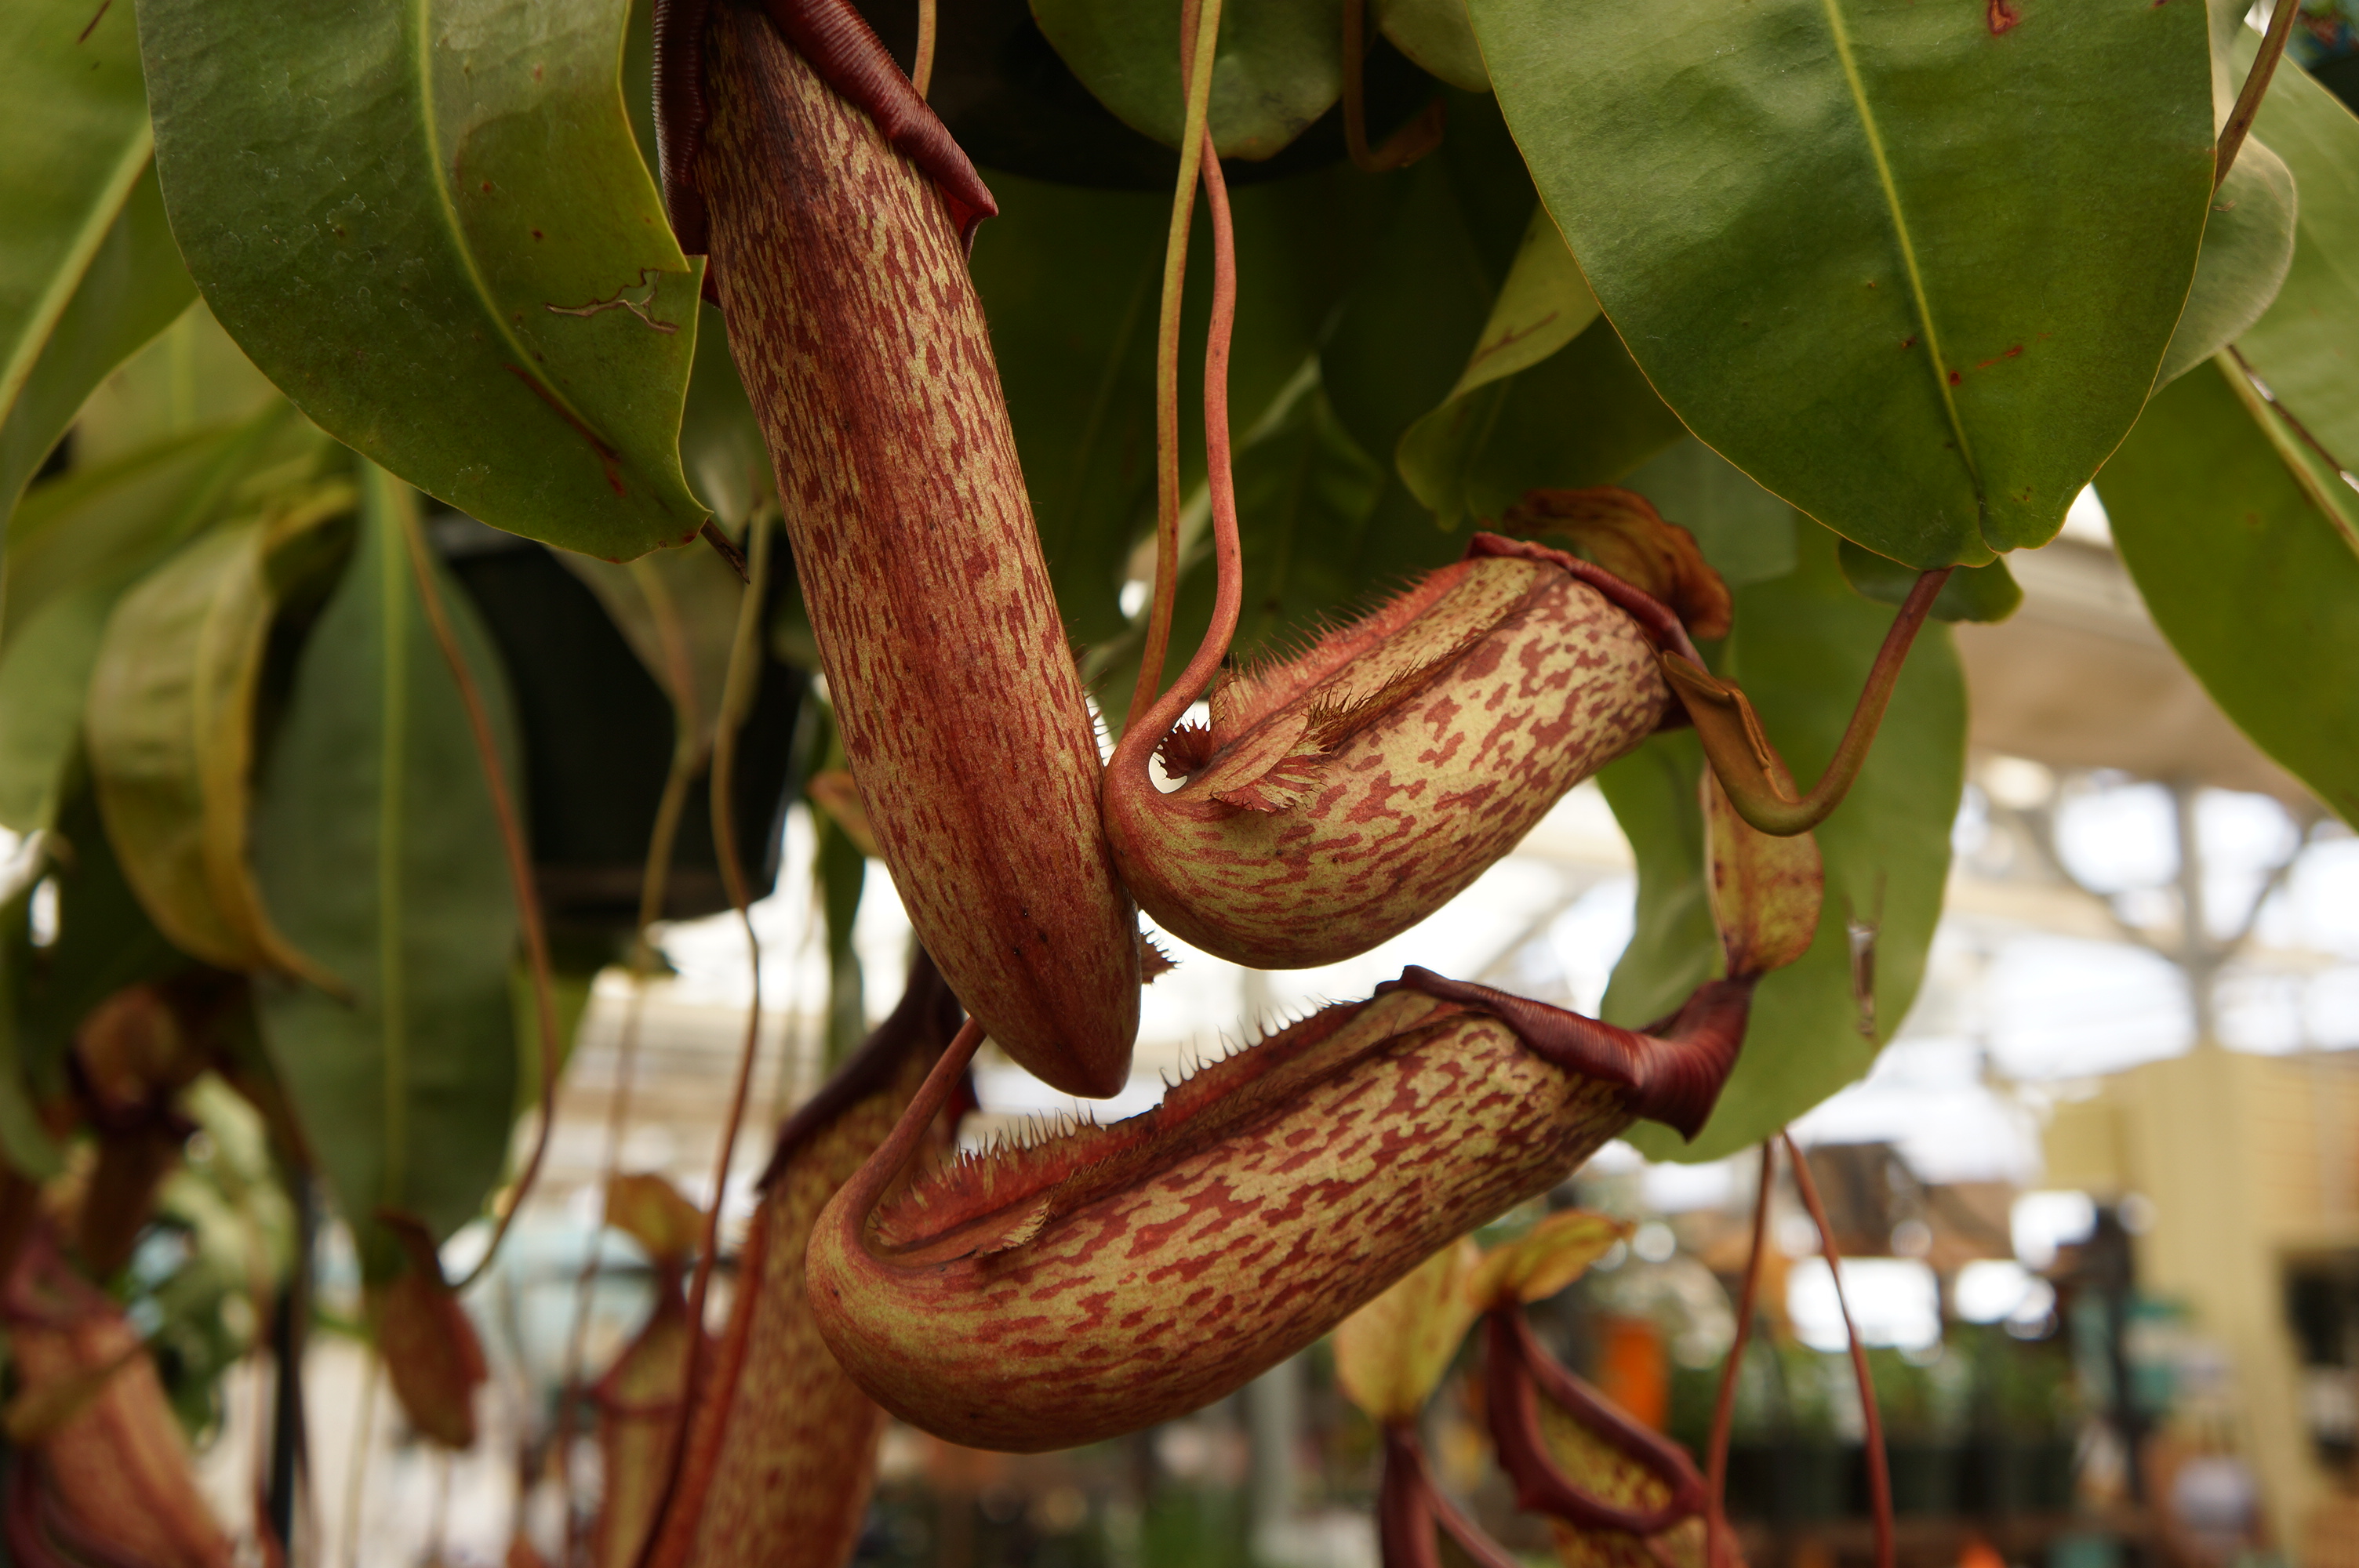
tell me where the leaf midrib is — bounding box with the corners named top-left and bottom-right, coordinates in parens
top-left (408, 0), bottom-right (612, 460)
top-left (1817, 0), bottom-right (1980, 492)
top-left (0, 126), bottom-right (154, 416)
top-left (375, 492), bottom-right (409, 1214)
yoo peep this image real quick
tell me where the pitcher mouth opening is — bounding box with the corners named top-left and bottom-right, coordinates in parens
top-left (866, 985), bottom-right (1470, 1267)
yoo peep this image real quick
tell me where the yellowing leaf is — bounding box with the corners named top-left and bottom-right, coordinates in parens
top-left (1469, 1210), bottom-right (1627, 1309)
top-left (605, 1171), bottom-right (703, 1267)
top-left (1399, 208), bottom-right (1601, 528)
top-left (86, 487), bottom-right (354, 985)
top-left (1333, 1236), bottom-right (1480, 1425)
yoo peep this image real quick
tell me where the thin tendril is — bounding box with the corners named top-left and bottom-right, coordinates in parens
top-left (631, 514), bottom-right (775, 1568)
top-left (1703, 1142), bottom-right (1773, 1568)
top-left (1114, 113), bottom-right (1240, 774)
top-left (554, 709), bottom-right (708, 1563)
top-left (911, 0), bottom-right (938, 99)
top-left (1129, 0), bottom-right (1227, 723)
top-left (1668, 563), bottom-right (1950, 837)
top-left (1784, 1131), bottom-right (1892, 1568)
top-left (396, 509), bottom-right (562, 1294)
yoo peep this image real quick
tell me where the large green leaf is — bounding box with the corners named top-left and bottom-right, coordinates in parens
top-left (1169, 373), bottom-right (1390, 668)
top-left (1473, 0), bottom-right (2215, 567)
top-left (1620, 439), bottom-right (1796, 592)
top-left (1031, 0), bottom-right (1343, 158)
top-left (1374, 0), bottom-right (1487, 93)
top-left (88, 488), bottom-right (356, 982)
top-left (1396, 205), bottom-right (1601, 527)
top-left (137, 0), bottom-right (709, 561)
top-left (2098, 358), bottom-right (2359, 824)
top-left (2156, 140), bottom-right (2297, 390)
top-left (69, 302), bottom-right (282, 474)
top-left (1319, 163), bottom-right (1499, 474)
top-left (1595, 731), bottom-right (1715, 1028)
top-left (252, 469), bottom-right (521, 1267)
top-left (0, 0), bottom-right (171, 524)
top-left (1403, 316), bottom-right (1688, 530)
top-left (2237, 38), bottom-right (2359, 463)
top-left (0, 169), bottom-right (196, 528)
top-left (0, 407), bottom-right (318, 833)
top-left (1608, 521), bottom-right (1965, 1161)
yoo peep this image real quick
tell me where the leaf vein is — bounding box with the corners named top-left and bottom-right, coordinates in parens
top-left (1818, 0), bottom-right (1979, 485)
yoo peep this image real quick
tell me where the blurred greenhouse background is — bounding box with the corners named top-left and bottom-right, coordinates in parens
top-left (133, 479), bottom-right (2359, 1568)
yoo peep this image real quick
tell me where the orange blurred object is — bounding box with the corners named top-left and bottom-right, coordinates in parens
top-left (1593, 1316), bottom-right (1668, 1433)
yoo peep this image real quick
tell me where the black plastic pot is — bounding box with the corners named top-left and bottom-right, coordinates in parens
top-left (1724, 1443), bottom-right (1847, 1523)
top-left (1961, 1436), bottom-right (2078, 1514)
top-left (434, 519), bottom-right (805, 956)
top-left (1876, 1442), bottom-right (1963, 1515)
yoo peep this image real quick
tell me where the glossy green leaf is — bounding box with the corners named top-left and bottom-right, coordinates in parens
top-left (0, 0), bottom-right (167, 524)
top-left (1609, 522), bottom-right (1965, 1161)
top-left (1404, 316), bottom-right (1688, 532)
top-left (2237, 38), bottom-right (2359, 462)
top-left (1474, 0), bottom-right (2215, 566)
top-left (1837, 541), bottom-right (2023, 623)
top-left (1619, 438), bottom-right (1797, 591)
top-left (1319, 165), bottom-right (1499, 474)
top-left (1031, 0), bottom-right (1343, 158)
top-left (2098, 357), bottom-right (2359, 824)
top-left (0, 582), bottom-right (132, 835)
top-left (0, 407), bottom-right (316, 833)
top-left (676, 302), bottom-right (772, 532)
top-left (137, 0), bottom-right (709, 561)
top-left (0, 168), bottom-right (196, 528)
top-left (1172, 372), bottom-right (1390, 666)
top-left (1595, 731), bottom-right (1715, 1025)
top-left (1398, 205), bottom-right (1600, 526)
top-left (974, 165), bottom-right (1392, 648)
top-left (1375, 0), bottom-right (1488, 93)
top-left (253, 469), bottom-right (521, 1263)
top-left (2156, 140), bottom-right (2297, 390)
top-left (88, 487), bottom-right (356, 982)
top-left (69, 302), bottom-right (281, 474)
